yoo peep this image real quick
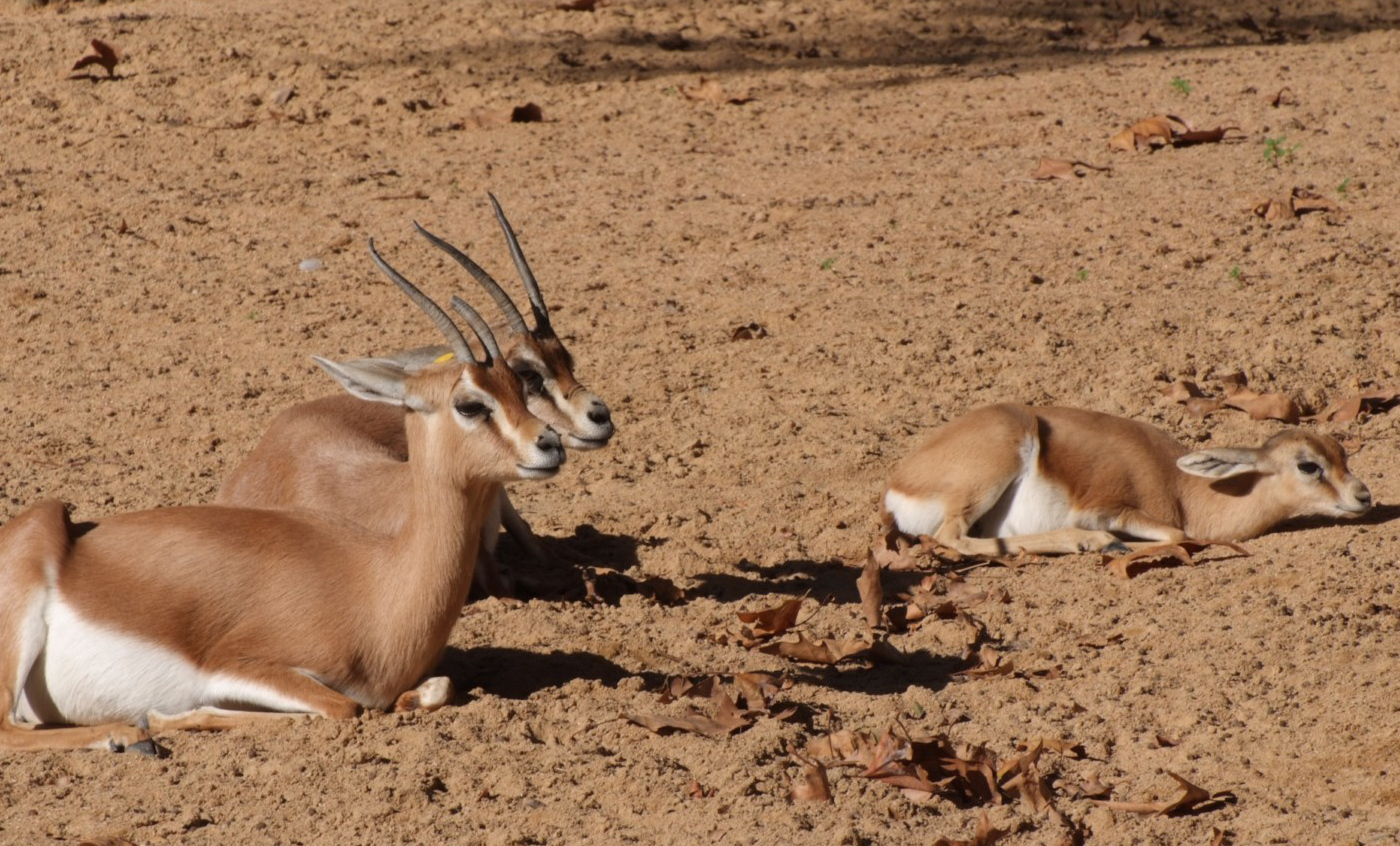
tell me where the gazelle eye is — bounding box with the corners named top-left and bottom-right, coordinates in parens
top-left (1297, 460), bottom-right (1322, 477)
top-left (515, 368), bottom-right (546, 395)
top-left (455, 400), bottom-right (490, 418)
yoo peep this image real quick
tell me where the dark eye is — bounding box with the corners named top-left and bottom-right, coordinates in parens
top-left (515, 368), bottom-right (546, 395)
top-left (455, 400), bottom-right (490, 418)
top-left (1297, 460), bottom-right (1322, 477)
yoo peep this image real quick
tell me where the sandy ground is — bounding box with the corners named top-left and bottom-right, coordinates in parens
top-left (2, 0), bottom-right (1400, 843)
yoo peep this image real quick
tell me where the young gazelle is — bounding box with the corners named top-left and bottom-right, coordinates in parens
top-left (0, 242), bottom-right (562, 752)
top-left (882, 403), bottom-right (1372, 556)
top-left (218, 196), bottom-right (611, 594)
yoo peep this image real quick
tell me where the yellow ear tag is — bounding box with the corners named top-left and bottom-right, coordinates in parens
top-left (433, 352), bottom-right (455, 364)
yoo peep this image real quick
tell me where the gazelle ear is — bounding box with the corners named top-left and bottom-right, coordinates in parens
top-left (373, 345), bottom-right (456, 373)
top-left (312, 355), bottom-right (431, 412)
top-left (1178, 448), bottom-right (1262, 479)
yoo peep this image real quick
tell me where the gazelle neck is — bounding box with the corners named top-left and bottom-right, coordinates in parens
top-left (1179, 473), bottom-right (1294, 541)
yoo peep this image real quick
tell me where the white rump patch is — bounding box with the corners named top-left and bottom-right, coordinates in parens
top-left (883, 489), bottom-right (946, 537)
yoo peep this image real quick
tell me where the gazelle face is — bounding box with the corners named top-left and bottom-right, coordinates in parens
top-left (501, 331), bottom-right (614, 451)
top-left (440, 360), bottom-right (565, 482)
top-left (1263, 431), bottom-right (1372, 519)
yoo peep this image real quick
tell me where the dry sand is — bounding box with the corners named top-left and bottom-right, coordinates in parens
top-left (2, 0), bottom-right (1399, 843)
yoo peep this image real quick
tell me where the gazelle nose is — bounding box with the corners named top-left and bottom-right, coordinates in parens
top-left (537, 429), bottom-right (563, 454)
top-left (587, 403), bottom-right (611, 426)
top-left (1356, 485), bottom-right (1373, 507)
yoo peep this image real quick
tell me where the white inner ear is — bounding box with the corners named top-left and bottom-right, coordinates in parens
top-left (1178, 448), bottom-right (1261, 479)
top-left (312, 355), bottom-right (427, 410)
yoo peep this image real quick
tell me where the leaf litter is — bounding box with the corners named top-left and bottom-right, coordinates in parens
top-left (1102, 541), bottom-right (1250, 579)
top-left (1108, 115), bottom-right (1242, 152)
top-left (1093, 771), bottom-right (1236, 816)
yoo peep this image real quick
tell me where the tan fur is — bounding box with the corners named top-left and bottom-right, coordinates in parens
top-left (883, 403), bottom-right (1372, 556)
top-left (219, 318), bottom-right (610, 596)
top-left (0, 355), bottom-right (560, 751)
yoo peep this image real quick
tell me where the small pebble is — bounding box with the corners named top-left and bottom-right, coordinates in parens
top-left (299, 258), bottom-right (323, 272)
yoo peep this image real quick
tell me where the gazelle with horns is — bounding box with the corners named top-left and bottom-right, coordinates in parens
top-left (0, 243), bottom-right (562, 751)
top-left (882, 403), bottom-right (1372, 556)
top-left (218, 195), bottom-right (612, 594)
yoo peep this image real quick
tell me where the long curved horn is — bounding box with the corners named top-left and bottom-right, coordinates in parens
top-left (450, 295), bottom-right (501, 363)
top-left (412, 221), bottom-right (529, 336)
top-left (367, 239), bottom-right (476, 364)
top-left (487, 193), bottom-right (552, 333)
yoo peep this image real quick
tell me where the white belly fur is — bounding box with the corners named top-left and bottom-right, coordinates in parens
top-left (17, 596), bottom-right (320, 725)
top-left (977, 462), bottom-right (1075, 537)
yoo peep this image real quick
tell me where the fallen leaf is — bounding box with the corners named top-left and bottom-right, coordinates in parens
top-left (730, 322), bottom-right (769, 340)
top-left (1074, 773), bottom-right (1114, 799)
top-left (1306, 386), bottom-right (1400, 422)
top-left (79, 839), bottom-right (137, 846)
top-left (790, 756), bottom-right (833, 802)
top-left (999, 739), bottom-right (1053, 814)
top-left (1152, 732), bottom-right (1179, 748)
top-left (686, 779), bottom-right (715, 798)
top-left (734, 672), bottom-right (791, 712)
top-left (70, 39), bottom-right (121, 77)
top-left (658, 675), bottom-right (717, 703)
top-left (1173, 126), bottom-right (1243, 146)
top-left (1222, 388), bottom-right (1300, 423)
top-left (1030, 158), bottom-right (1110, 180)
top-left (858, 552), bottom-right (884, 629)
top-left (511, 103), bottom-right (544, 123)
top-left (636, 575), bottom-right (687, 605)
top-left (736, 597), bottom-right (804, 639)
top-left (1210, 827), bottom-right (1234, 846)
top-left (557, 0), bottom-right (604, 9)
top-left (1266, 87), bottom-right (1296, 107)
top-left (1252, 196), bottom-right (1295, 221)
top-left (758, 633), bottom-right (878, 664)
top-left (1289, 187), bottom-right (1339, 214)
top-left (624, 710), bottom-right (734, 739)
top-left (1158, 379), bottom-right (1205, 402)
top-left (1109, 115), bottom-right (1180, 151)
top-left (1115, 17), bottom-right (1161, 47)
top-left (270, 85), bottom-right (296, 107)
top-left (1184, 396), bottom-right (1226, 417)
top-left (933, 811), bottom-right (1006, 846)
top-left (956, 644), bottom-right (1015, 678)
top-left (1095, 771), bottom-right (1235, 815)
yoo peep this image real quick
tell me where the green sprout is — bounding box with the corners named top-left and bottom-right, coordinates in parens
top-left (1337, 177), bottom-right (1353, 199)
top-left (1170, 77), bottom-right (1192, 96)
top-left (1263, 136), bottom-right (1300, 167)
top-left (1076, 268), bottom-right (1088, 282)
top-left (1229, 265), bottom-right (1242, 281)
top-left (820, 257), bottom-right (836, 271)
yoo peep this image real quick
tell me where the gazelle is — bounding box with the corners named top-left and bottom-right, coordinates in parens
top-left (882, 403), bottom-right (1372, 556)
top-left (0, 242), bottom-right (563, 752)
top-left (218, 196), bottom-right (612, 595)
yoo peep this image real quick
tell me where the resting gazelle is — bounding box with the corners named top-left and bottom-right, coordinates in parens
top-left (882, 403), bottom-right (1372, 556)
top-left (0, 241), bottom-right (561, 752)
top-left (218, 196), bottom-right (611, 595)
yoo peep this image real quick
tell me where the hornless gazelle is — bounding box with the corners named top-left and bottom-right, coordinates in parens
top-left (0, 242), bottom-right (563, 752)
top-left (882, 403), bottom-right (1372, 556)
top-left (218, 195), bottom-right (612, 595)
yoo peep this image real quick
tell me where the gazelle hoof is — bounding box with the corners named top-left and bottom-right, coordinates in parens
top-left (1101, 539), bottom-right (1132, 555)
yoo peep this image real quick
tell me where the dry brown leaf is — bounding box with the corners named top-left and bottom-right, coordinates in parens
top-left (734, 672), bottom-right (790, 712)
top-left (1222, 388), bottom-right (1300, 423)
top-left (730, 322), bottom-right (769, 341)
top-left (1109, 115), bottom-right (1179, 151)
top-left (858, 552), bottom-right (884, 629)
top-left (1152, 732), bottom-right (1179, 748)
top-left (1307, 386), bottom-right (1400, 423)
top-left (956, 644), bottom-right (1015, 678)
top-left (1095, 771), bottom-right (1234, 816)
top-left (1184, 396), bottom-right (1226, 417)
top-left (710, 688), bottom-right (754, 734)
top-left (1210, 827), bottom-right (1234, 846)
top-left (1104, 544), bottom-right (1193, 579)
top-left (758, 633), bottom-right (877, 664)
top-left (1030, 158), bottom-right (1109, 180)
top-left (1158, 379), bottom-right (1205, 402)
top-left (790, 756), bottom-right (833, 803)
top-left (805, 728), bottom-right (873, 765)
top-left (736, 597), bottom-right (803, 639)
top-left (623, 710), bottom-right (736, 740)
top-left (79, 839), bottom-right (137, 846)
top-left (681, 77), bottom-right (754, 106)
top-left (999, 739), bottom-right (1054, 815)
top-left (1267, 87), bottom-right (1297, 107)
top-left (557, 0), bottom-right (605, 9)
top-left (71, 39), bottom-right (121, 78)
top-left (1290, 187), bottom-right (1339, 214)
top-left (658, 675), bottom-right (717, 703)
top-left (933, 811), bottom-right (1006, 846)
top-left (1115, 17), bottom-right (1161, 47)
top-left (1076, 631), bottom-right (1124, 649)
top-left (1173, 126), bottom-right (1243, 146)
top-left (1252, 196), bottom-right (1295, 221)
top-left (636, 575), bottom-right (687, 605)
top-left (1074, 773), bottom-right (1114, 799)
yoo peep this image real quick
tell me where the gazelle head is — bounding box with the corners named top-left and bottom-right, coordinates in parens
top-left (1177, 429), bottom-right (1372, 522)
top-left (410, 195), bottom-right (614, 451)
top-left (314, 240), bottom-right (565, 485)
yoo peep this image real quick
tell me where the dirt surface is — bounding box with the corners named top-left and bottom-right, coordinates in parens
top-left (3, 0), bottom-right (1400, 843)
